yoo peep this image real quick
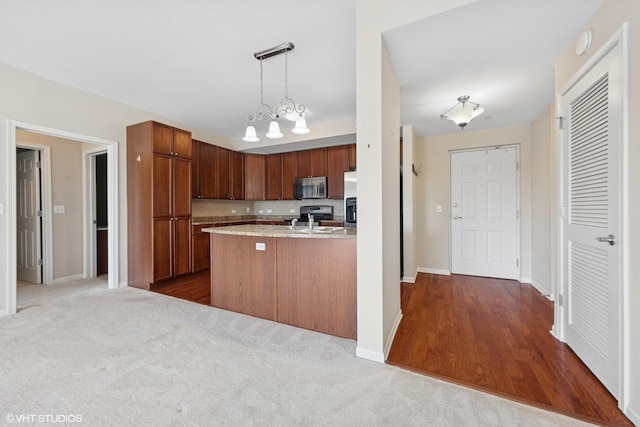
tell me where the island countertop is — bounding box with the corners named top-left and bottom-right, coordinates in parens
top-left (202, 224), bottom-right (356, 239)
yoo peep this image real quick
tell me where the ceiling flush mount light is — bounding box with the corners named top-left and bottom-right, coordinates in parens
top-left (242, 41), bottom-right (309, 142)
top-left (440, 95), bottom-right (485, 129)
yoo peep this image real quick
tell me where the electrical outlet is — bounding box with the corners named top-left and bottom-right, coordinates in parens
top-left (0, 203), bottom-right (3, 215)
top-left (256, 242), bottom-right (266, 251)
top-left (54, 205), bottom-right (65, 213)
top-left (246, 207), bottom-right (250, 213)
top-left (267, 209), bottom-right (272, 213)
top-left (259, 209), bottom-right (264, 214)
top-left (289, 208), bottom-right (295, 213)
top-left (231, 209), bottom-right (237, 214)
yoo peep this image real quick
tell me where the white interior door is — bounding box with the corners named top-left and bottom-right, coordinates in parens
top-left (559, 40), bottom-right (622, 399)
top-left (451, 147), bottom-right (518, 279)
top-left (16, 149), bottom-right (42, 284)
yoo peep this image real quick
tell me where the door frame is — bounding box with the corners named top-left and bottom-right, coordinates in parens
top-left (448, 144), bottom-right (521, 279)
top-left (15, 143), bottom-right (53, 285)
top-left (5, 120), bottom-right (120, 315)
top-left (554, 24), bottom-right (628, 410)
top-left (83, 147), bottom-right (108, 279)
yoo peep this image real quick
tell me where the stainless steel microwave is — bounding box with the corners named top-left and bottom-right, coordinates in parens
top-left (293, 176), bottom-right (327, 199)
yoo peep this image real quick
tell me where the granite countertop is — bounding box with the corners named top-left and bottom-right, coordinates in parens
top-left (202, 224), bottom-right (356, 239)
top-left (192, 216), bottom-right (344, 225)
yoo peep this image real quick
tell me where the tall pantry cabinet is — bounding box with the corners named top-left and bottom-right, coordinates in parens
top-left (127, 121), bottom-right (192, 289)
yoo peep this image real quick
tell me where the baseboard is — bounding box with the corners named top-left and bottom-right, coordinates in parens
top-left (355, 347), bottom-right (385, 364)
top-left (625, 404), bottom-right (640, 426)
top-left (524, 278), bottom-right (553, 300)
top-left (52, 274), bottom-right (84, 284)
top-left (417, 267), bottom-right (451, 276)
top-left (384, 309), bottom-right (403, 361)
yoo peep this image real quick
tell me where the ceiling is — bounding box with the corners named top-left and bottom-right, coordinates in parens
top-left (0, 0), bottom-right (602, 149)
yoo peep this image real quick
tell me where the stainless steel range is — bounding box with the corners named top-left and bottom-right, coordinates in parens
top-left (285, 205), bottom-right (334, 225)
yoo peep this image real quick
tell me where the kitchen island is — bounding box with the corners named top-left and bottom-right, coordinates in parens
top-left (203, 224), bottom-right (356, 339)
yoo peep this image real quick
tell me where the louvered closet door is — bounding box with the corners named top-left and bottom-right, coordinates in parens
top-left (561, 41), bottom-right (621, 399)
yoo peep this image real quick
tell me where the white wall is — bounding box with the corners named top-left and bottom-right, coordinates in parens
top-left (402, 125), bottom-right (417, 282)
top-left (530, 106), bottom-right (554, 296)
top-left (415, 124), bottom-right (532, 280)
top-left (553, 0), bottom-right (640, 420)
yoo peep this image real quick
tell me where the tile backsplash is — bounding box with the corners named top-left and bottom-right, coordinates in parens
top-left (192, 198), bottom-right (344, 218)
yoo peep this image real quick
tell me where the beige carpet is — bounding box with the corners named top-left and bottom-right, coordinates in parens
top-left (0, 279), bottom-right (592, 426)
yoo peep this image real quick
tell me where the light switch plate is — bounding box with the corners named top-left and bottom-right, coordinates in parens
top-left (289, 209), bottom-right (295, 213)
top-left (256, 242), bottom-right (266, 251)
top-left (436, 205), bottom-right (442, 213)
top-left (231, 209), bottom-right (237, 213)
top-left (54, 205), bottom-right (65, 213)
top-left (0, 203), bottom-right (4, 215)
top-left (267, 209), bottom-right (272, 213)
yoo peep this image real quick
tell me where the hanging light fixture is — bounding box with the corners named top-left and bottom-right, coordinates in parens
top-left (243, 41), bottom-right (309, 142)
top-left (440, 95), bottom-right (484, 129)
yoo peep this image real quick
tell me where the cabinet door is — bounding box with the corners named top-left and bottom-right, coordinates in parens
top-left (191, 140), bottom-right (200, 198)
top-left (152, 154), bottom-right (173, 217)
top-left (174, 157), bottom-right (192, 217)
top-left (153, 218), bottom-right (173, 282)
top-left (173, 218), bottom-right (192, 277)
top-left (152, 122), bottom-right (173, 155)
top-left (216, 147), bottom-right (231, 199)
top-left (281, 152), bottom-right (296, 200)
top-left (310, 148), bottom-right (328, 177)
top-left (199, 142), bottom-right (218, 199)
top-left (173, 128), bottom-right (192, 159)
top-left (231, 151), bottom-right (244, 200)
top-left (349, 143), bottom-right (356, 170)
top-left (294, 150), bottom-right (311, 178)
top-left (266, 154), bottom-right (283, 200)
top-left (327, 145), bottom-right (350, 199)
top-left (192, 224), bottom-right (212, 273)
top-left (244, 154), bottom-right (266, 200)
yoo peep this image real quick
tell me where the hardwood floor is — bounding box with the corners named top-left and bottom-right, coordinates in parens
top-left (387, 273), bottom-right (633, 426)
top-left (151, 270), bottom-right (211, 305)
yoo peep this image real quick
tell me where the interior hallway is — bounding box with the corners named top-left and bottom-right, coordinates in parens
top-left (387, 273), bottom-right (633, 426)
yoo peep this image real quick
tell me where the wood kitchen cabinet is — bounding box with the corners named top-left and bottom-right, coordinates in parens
top-left (244, 154), bottom-right (266, 200)
top-left (230, 151), bottom-right (244, 200)
top-left (192, 223), bottom-right (213, 273)
top-left (349, 143), bottom-right (357, 170)
top-left (217, 147), bottom-right (231, 199)
top-left (294, 148), bottom-right (327, 178)
top-left (192, 140), bottom-right (218, 199)
top-left (327, 145), bottom-right (350, 199)
top-left (127, 120), bottom-right (192, 289)
top-left (282, 152), bottom-right (296, 199)
top-left (265, 153), bottom-right (283, 200)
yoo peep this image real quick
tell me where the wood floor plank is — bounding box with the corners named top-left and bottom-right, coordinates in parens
top-left (387, 273), bottom-right (633, 426)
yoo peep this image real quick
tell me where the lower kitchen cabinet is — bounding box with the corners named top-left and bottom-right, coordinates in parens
top-left (192, 223), bottom-right (212, 273)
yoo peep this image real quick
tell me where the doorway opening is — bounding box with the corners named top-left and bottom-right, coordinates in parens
top-left (5, 120), bottom-right (120, 316)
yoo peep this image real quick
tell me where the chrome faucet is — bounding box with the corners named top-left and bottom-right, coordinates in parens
top-left (308, 214), bottom-right (314, 230)
top-left (290, 218), bottom-right (298, 230)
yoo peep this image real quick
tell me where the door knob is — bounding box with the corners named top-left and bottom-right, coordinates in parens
top-left (596, 234), bottom-right (617, 246)
top-left (453, 215), bottom-right (462, 220)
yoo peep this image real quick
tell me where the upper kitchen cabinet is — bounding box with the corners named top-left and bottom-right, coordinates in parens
top-left (192, 140), bottom-right (218, 199)
top-left (281, 152), bottom-right (296, 200)
top-left (349, 143), bottom-right (356, 170)
top-left (295, 148), bottom-right (327, 178)
top-left (266, 153), bottom-right (283, 200)
top-left (327, 145), bottom-right (350, 199)
top-left (217, 147), bottom-right (231, 199)
top-left (127, 120), bottom-right (192, 289)
top-left (230, 151), bottom-right (244, 200)
top-left (244, 154), bottom-right (266, 200)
